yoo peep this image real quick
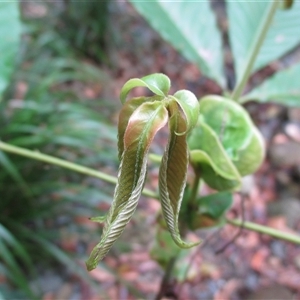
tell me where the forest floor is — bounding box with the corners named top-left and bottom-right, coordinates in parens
top-left (21, 1), bottom-right (300, 299)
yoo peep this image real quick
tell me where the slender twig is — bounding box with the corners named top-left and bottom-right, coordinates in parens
top-left (231, 0), bottom-right (280, 101)
top-left (0, 140), bottom-right (158, 199)
top-left (227, 218), bottom-right (300, 244)
top-left (1, 140), bottom-right (300, 244)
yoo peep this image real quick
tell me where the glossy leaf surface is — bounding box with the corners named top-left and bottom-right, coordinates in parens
top-left (227, 0), bottom-right (300, 81)
top-left (118, 96), bottom-right (155, 160)
top-left (242, 63), bottom-right (300, 107)
top-left (120, 73), bottom-right (170, 103)
top-left (86, 101), bottom-right (168, 270)
top-left (173, 90), bottom-right (200, 134)
top-left (159, 103), bottom-right (200, 248)
top-left (129, 0), bottom-right (225, 87)
top-left (199, 96), bottom-right (265, 176)
top-left (0, 2), bottom-right (21, 97)
top-left (189, 119), bottom-right (242, 191)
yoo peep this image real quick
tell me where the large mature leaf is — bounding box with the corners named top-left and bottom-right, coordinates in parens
top-left (227, 0), bottom-right (300, 82)
top-left (0, 2), bottom-right (21, 97)
top-left (120, 73), bottom-right (170, 103)
top-left (129, 0), bottom-right (225, 88)
top-left (241, 63), bottom-right (300, 107)
top-left (159, 102), bottom-right (200, 248)
top-left (86, 102), bottom-right (168, 270)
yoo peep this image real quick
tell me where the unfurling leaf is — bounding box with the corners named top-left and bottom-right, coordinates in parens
top-left (86, 101), bottom-right (168, 270)
top-left (159, 102), bottom-right (201, 248)
top-left (188, 96), bottom-right (265, 191)
top-left (172, 90), bottom-right (200, 134)
top-left (189, 118), bottom-right (241, 191)
top-left (120, 73), bottom-right (170, 103)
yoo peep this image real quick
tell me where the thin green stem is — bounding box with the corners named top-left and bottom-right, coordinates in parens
top-left (227, 218), bottom-right (300, 245)
top-left (2, 140), bottom-right (300, 244)
top-left (231, 0), bottom-right (279, 101)
top-left (0, 140), bottom-right (158, 199)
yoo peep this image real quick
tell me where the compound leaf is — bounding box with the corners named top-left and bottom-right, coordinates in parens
top-left (159, 103), bottom-right (200, 248)
top-left (86, 101), bottom-right (168, 270)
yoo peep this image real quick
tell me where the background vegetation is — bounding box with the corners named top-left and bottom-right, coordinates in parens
top-left (1, 1), bottom-right (300, 299)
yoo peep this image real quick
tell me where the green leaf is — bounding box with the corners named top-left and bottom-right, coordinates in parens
top-left (86, 101), bottom-right (168, 270)
top-left (189, 117), bottom-right (242, 191)
top-left (172, 90), bottom-right (199, 133)
top-left (199, 96), bottom-right (265, 176)
top-left (0, 2), bottom-right (21, 97)
top-left (159, 104), bottom-right (200, 248)
top-left (129, 0), bottom-right (225, 88)
top-left (227, 0), bottom-right (300, 82)
top-left (118, 96), bottom-right (157, 160)
top-left (120, 73), bottom-right (170, 103)
top-left (0, 151), bottom-right (31, 197)
top-left (241, 63), bottom-right (300, 107)
top-left (189, 192), bottom-right (233, 230)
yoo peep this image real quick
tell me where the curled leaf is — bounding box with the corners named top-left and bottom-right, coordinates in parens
top-left (120, 73), bottom-right (170, 103)
top-left (159, 103), bottom-right (201, 248)
top-left (86, 101), bottom-right (168, 270)
top-left (118, 96), bottom-right (156, 160)
top-left (199, 96), bottom-right (265, 176)
top-left (189, 117), bottom-right (241, 191)
top-left (172, 90), bottom-right (199, 133)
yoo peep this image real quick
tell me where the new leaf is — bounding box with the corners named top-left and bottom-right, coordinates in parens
top-left (86, 101), bottom-right (168, 270)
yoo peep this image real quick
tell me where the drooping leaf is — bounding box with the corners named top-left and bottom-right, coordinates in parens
top-left (0, 2), bottom-right (21, 97)
top-left (241, 63), bottom-right (300, 107)
top-left (189, 192), bottom-right (233, 230)
top-left (227, 0), bottom-right (300, 82)
top-left (172, 90), bottom-right (199, 134)
top-left (199, 96), bottom-right (265, 176)
top-left (129, 0), bottom-right (225, 88)
top-left (86, 101), bottom-right (168, 270)
top-left (159, 102), bottom-right (200, 248)
top-left (120, 73), bottom-right (170, 103)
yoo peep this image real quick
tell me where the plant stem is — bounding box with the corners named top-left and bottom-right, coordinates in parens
top-left (2, 140), bottom-right (300, 245)
top-left (227, 218), bottom-right (300, 244)
top-left (231, 0), bottom-right (279, 101)
top-left (0, 140), bottom-right (158, 199)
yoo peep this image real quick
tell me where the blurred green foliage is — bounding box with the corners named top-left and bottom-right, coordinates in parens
top-left (0, 1), bottom-right (116, 298)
